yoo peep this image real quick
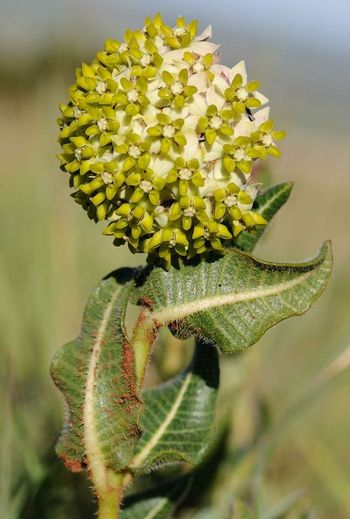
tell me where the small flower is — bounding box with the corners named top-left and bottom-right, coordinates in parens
top-left (144, 226), bottom-right (189, 265)
top-left (128, 164), bottom-right (166, 206)
top-left (165, 157), bottom-right (204, 195)
top-left (156, 68), bottom-right (197, 109)
top-left (168, 195), bottom-right (208, 232)
top-left (192, 221), bottom-right (232, 254)
top-left (162, 16), bottom-right (198, 49)
top-left (104, 203), bottom-right (154, 250)
top-left (224, 72), bottom-right (262, 117)
top-left (147, 113), bottom-right (187, 153)
top-left (184, 52), bottom-right (214, 77)
top-left (251, 119), bottom-right (286, 159)
top-left (196, 104), bottom-right (234, 144)
top-left (57, 13), bottom-right (285, 268)
top-left (132, 41), bottom-right (164, 78)
top-left (114, 76), bottom-right (150, 116)
top-left (222, 136), bottom-right (259, 175)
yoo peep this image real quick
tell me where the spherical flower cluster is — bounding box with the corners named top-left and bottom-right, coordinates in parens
top-left (57, 13), bottom-right (285, 266)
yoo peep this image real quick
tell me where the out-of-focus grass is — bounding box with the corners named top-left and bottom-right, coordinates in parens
top-left (0, 77), bottom-right (144, 518)
top-left (1, 59), bottom-right (350, 518)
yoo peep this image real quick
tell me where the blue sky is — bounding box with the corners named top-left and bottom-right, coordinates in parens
top-left (1, 0), bottom-right (350, 56)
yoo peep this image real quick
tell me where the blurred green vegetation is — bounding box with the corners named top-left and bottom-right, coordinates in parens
top-left (1, 46), bottom-right (350, 519)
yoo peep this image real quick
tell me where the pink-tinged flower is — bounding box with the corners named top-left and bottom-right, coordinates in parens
top-left (57, 13), bottom-right (285, 267)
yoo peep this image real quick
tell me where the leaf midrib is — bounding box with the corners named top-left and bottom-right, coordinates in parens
top-left (152, 270), bottom-right (314, 325)
top-left (257, 182), bottom-right (292, 214)
top-left (145, 497), bottom-right (168, 519)
top-left (83, 286), bottom-right (121, 494)
top-left (130, 372), bottom-right (192, 469)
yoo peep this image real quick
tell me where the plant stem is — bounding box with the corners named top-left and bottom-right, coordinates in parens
top-left (97, 472), bottom-right (123, 519)
top-left (118, 307), bottom-right (159, 492)
top-left (131, 309), bottom-right (158, 390)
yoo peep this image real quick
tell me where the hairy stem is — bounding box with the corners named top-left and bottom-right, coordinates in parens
top-left (97, 473), bottom-right (123, 519)
top-left (117, 308), bottom-right (159, 492)
top-left (132, 309), bottom-right (158, 390)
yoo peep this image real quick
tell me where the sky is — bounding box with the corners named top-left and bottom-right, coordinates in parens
top-left (1, 0), bottom-right (349, 135)
top-left (1, 0), bottom-right (350, 57)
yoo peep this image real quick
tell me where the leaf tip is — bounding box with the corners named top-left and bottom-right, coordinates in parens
top-left (284, 180), bottom-right (295, 192)
top-left (318, 239), bottom-right (333, 262)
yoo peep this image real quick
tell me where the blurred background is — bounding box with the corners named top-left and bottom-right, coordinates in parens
top-left (1, 0), bottom-right (350, 517)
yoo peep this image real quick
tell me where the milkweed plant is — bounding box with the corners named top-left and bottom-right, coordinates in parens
top-left (51, 13), bottom-right (332, 518)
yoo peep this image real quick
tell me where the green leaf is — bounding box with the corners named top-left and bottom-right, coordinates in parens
top-left (139, 242), bottom-right (332, 353)
top-left (121, 476), bottom-right (190, 519)
top-left (235, 182), bottom-right (294, 252)
top-left (129, 339), bottom-right (219, 472)
top-left (50, 268), bottom-right (142, 474)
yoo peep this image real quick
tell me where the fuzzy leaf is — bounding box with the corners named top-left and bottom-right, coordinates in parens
top-left (50, 268), bottom-right (142, 473)
top-left (121, 476), bottom-right (190, 519)
top-left (129, 339), bottom-right (219, 472)
top-left (139, 242), bottom-right (332, 353)
top-left (235, 182), bottom-right (294, 252)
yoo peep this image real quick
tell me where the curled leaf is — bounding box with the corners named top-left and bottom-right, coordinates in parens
top-left (50, 268), bottom-right (142, 476)
top-left (130, 339), bottom-right (219, 472)
top-left (139, 242), bottom-right (332, 353)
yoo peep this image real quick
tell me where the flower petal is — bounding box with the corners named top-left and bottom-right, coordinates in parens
top-left (234, 119), bottom-right (256, 137)
top-left (254, 107), bottom-right (270, 126)
top-left (206, 85), bottom-right (225, 109)
top-left (255, 90), bottom-right (269, 106)
top-left (188, 92), bottom-right (208, 116)
top-left (188, 71), bottom-right (208, 92)
top-left (190, 41), bottom-right (221, 56)
top-left (182, 131), bottom-right (199, 160)
top-left (151, 155), bottom-right (174, 176)
top-left (211, 64), bottom-right (231, 82)
top-left (195, 24), bottom-right (213, 41)
top-left (229, 60), bottom-right (247, 84)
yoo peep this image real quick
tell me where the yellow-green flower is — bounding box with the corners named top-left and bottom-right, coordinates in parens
top-left (113, 76), bottom-right (150, 115)
top-left (57, 13), bottom-right (285, 268)
top-left (196, 105), bottom-right (235, 144)
top-left (165, 157), bottom-right (204, 196)
top-left (251, 119), bottom-right (286, 159)
top-left (147, 113), bottom-right (187, 153)
top-left (222, 136), bottom-right (258, 175)
top-left (157, 68), bottom-right (197, 109)
top-left (224, 73), bottom-right (262, 116)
